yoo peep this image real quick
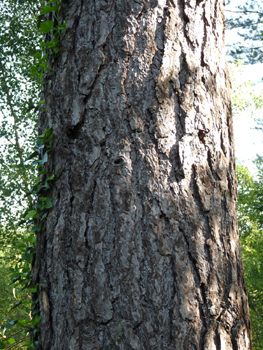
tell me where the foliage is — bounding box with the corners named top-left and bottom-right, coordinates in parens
top-left (0, 246), bottom-right (31, 350)
top-left (237, 160), bottom-right (263, 349)
top-left (0, 0), bottom-right (64, 348)
top-left (0, 128), bottom-right (54, 350)
top-left (0, 0), bottom-right (44, 251)
top-left (0, 1), bottom-right (43, 348)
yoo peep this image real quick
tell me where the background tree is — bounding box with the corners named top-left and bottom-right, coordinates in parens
top-left (237, 160), bottom-right (263, 350)
top-left (0, 0), bottom-right (44, 348)
top-left (225, 0), bottom-right (263, 64)
top-left (0, 0), bottom-right (43, 247)
top-left (230, 56), bottom-right (263, 350)
top-left (32, 0), bottom-right (252, 349)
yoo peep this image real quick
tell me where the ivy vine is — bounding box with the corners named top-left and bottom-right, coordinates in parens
top-left (0, 1), bottom-right (66, 349)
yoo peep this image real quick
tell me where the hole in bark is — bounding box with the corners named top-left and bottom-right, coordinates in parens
top-left (66, 122), bottom-right (82, 139)
top-left (198, 130), bottom-right (206, 144)
top-left (100, 139), bottom-right (106, 147)
top-left (114, 157), bottom-right (125, 165)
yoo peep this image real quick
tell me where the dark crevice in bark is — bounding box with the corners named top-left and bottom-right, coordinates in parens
top-left (224, 258), bottom-right (233, 304)
top-left (198, 129), bottom-right (207, 145)
top-left (230, 322), bottom-right (239, 350)
top-left (135, 0), bottom-right (147, 22)
top-left (170, 144), bottom-right (185, 182)
top-left (227, 169), bottom-right (233, 198)
top-left (201, 75), bottom-right (206, 87)
top-left (227, 110), bottom-right (233, 145)
top-left (168, 0), bottom-right (176, 7)
top-left (179, 224), bottom-right (201, 288)
top-left (181, 0), bottom-right (190, 25)
top-left (201, 6), bottom-right (208, 68)
top-left (66, 120), bottom-right (84, 139)
top-left (213, 0), bottom-right (219, 32)
top-left (191, 164), bottom-right (209, 214)
top-left (199, 283), bottom-right (208, 350)
top-left (133, 320), bottom-right (143, 330)
top-left (207, 149), bottom-right (221, 182)
top-left (220, 131), bottom-right (227, 155)
top-left (215, 323), bottom-right (221, 350)
top-left (207, 149), bottom-right (213, 174)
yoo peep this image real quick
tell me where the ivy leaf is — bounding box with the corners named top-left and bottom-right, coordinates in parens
top-left (41, 5), bottom-right (60, 15)
top-left (39, 152), bottom-right (48, 165)
top-left (32, 52), bottom-right (42, 59)
top-left (25, 210), bottom-right (37, 220)
top-left (40, 21), bottom-right (54, 33)
top-left (31, 225), bottom-right (41, 232)
top-left (25, 151), bottom-right (38, 162)
top-left (44, 198), bottom-right (53, 209)
top-left (30, 283), bottom-right (39, 293)
top-left (15, 242), bottom-right (26, 249)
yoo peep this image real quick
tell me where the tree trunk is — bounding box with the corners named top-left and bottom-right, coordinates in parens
top-left (33, 0), bottom-right (252, 349)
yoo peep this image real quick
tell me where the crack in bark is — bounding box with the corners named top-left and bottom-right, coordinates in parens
top-left (215, 322), bottom-right (221, 350)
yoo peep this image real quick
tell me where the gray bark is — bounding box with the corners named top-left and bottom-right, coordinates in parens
top-left (33, 0), bottom-right (252, 349)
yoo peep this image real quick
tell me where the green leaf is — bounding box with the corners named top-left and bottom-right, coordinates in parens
top-left (32, 52), bottom-right (42, 59)
top-left (32, 225), bottom-right (41, 232)
top-left (25, 151), bottom-right (38, 162)
top-left (23, 235), bottom-right (36, 244)
top-left (30, 284), bottom-right (39, 293)
top-left (39, 21), bottom-right (54, 33)
top-left (44, 198), bottom-right (53, 209)
top-left (6, 338), bottom-right (15, 345)
top-left (39, 128), bottom-right (53, 138)
top-left (39, 152), bottom-right (48, 165)
top-left (25, 210), bottom-right (37, 220)
top-left (48, 173), bottom-right (55, 181)
top-left (15, 242), bottom-right (26, 248)
top-left (38, 62), bottom-right (47, 69)
top-left (0, 342), bottom-right (5, 349)
top-left (41, 5), bottom-right (60, 15)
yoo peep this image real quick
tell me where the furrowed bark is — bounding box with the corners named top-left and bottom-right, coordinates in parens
top-left (33, 0), bottom-right (252, 349)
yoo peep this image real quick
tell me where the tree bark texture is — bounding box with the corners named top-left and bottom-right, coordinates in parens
top-left (34, 0), bottom-right (252, 349)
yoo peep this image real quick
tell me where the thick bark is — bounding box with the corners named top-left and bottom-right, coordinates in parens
top-left (33, 0), bottom-right (252, 349)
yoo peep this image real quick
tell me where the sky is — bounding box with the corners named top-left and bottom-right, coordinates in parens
top-left (232, 64), bottom-right (263, 173)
